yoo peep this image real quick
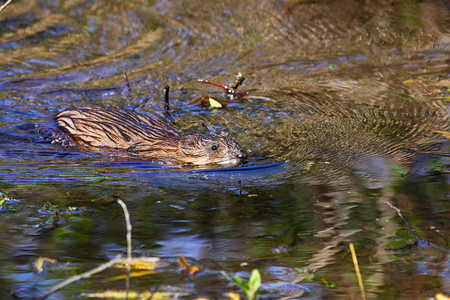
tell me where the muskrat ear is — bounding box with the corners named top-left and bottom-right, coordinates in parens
top-left (216, 130), bottom-right (230, 137)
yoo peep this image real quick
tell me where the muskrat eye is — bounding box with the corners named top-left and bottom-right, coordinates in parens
top-left (211, 145), bottom-right (219, 151)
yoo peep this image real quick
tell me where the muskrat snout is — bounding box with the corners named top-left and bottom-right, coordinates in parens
top-left (237, 151), bottom-right (247, 163)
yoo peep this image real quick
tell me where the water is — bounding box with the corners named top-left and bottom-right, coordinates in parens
top-left (0, 0), bottom-right (448, 299)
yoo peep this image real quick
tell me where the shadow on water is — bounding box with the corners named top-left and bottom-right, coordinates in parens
top-left (0, 0), bottom-right (449, 299)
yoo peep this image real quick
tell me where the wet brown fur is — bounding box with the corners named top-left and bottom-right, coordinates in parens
top-left (53, 107), bottom-right (246, 166)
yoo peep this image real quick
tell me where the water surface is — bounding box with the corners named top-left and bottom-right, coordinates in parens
top-left (0, 0), bottom-right (448, 299)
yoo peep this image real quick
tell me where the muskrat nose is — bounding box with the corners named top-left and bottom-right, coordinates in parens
top-left (237, 151), bottom-right (247, 162)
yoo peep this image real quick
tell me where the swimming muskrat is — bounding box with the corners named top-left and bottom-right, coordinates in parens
top-left (53, 107), bottom-right (247, 166)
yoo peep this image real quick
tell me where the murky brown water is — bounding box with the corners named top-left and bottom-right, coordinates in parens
top-left (0, 0), bottom-right (449, 299)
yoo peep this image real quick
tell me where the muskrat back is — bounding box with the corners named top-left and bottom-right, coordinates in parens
top-left (54, 107), bottom-right (247, 166)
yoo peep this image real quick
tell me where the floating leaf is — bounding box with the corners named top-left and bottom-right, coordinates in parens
top-left (177, 256), bottom-right (200, 275)
top-left (113, 257), bottom-right (160, 270)
top-left (83, 289), bottom-right (189, 299)
top-left (227, 292), bottom-right (241, 300)
top-left (34, 257), bottom-right (56, 273)
top-left (209, 97), bottom-right (223, 108)
top-left (436, 293), bottom-right (450, 300)
top-left (272, 245), bottom-right (289, 254)
top-left (108, 271), bottom-right (154, 282)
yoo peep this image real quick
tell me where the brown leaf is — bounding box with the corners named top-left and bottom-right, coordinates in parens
top-left (177, 256), bottom-right (201, 275)
top-left (34, 257), bottom-right (56, 273)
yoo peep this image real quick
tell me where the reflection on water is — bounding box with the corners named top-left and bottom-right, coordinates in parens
top-left (0, 0), bottom-right (448, 299)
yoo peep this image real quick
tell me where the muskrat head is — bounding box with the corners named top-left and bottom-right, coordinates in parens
top-left (178, 131), bottom-right (247, 166)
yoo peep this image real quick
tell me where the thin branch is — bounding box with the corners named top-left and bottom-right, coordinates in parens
top-left (0, 0), bottom-right (12, 13)
top-left (231, 72), bottom-right (245, 89)
top-left (385, 201), bottom-right (449, 252)
top-left (349, 243), bottom-right (366, 300)
top-left (35, 255), bottom-right (123, 300)
top-left (385, 201), bottom-right (422, 241)
top-left (34, 201), bottom-right (139, 300)
top-left (123, 72), bottom-right (132, 93)
top-left (197, 79), bottom-right (247, 99)
top-left (117, 199), bottom-right (132, 261)
top-left (117, 199), bottom-right (132, 298)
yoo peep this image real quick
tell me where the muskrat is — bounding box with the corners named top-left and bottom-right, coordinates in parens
top-left (52, 107), bottom-right (247, 166)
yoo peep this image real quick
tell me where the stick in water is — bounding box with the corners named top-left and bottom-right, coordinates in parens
top-left (0, 0), bottom-right (13, 12)
top-left (117, 199), bottom-right (132, 261)
top-left (123, 72), bottom-right (132, 93)
top-left (197, 79), bottom-right (246, 99)
top-left (163, 86), bottom-right (171, 118)
top-left (35, 200), bottom-right (135, 299)
top-left (35, 255), bottom-right (123, 300)
top-left (385, 201), bottom-right (423, 241)
top-left (349, 243), bottom-right (366, 300)
top-left (117, 199), bottom-right (132, 296)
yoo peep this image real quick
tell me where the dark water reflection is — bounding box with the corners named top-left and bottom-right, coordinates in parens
top-left (0, 0), bottom-right (449, 299)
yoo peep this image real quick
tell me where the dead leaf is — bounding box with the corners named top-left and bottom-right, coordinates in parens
top-left (113, 257), bottom-right (160, 270)
top-left (108, 271), bottom-right (154, 282)
top-left (34, 257), bottom-right (56, 273)
top-left (227, 292), bottom-right (241, 300)
top-left (177, 256), bottom-right (201, 275)
top-left (83, 289), bottom-right (189, 299)
top-left (436, 293), bottom-right (450, 300)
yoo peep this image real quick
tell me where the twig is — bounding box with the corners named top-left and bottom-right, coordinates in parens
top-left (385, 201), bottom-right (422, 241)
top-left (0, 0), bottom-right (13, 13)
top-left (386, 201), bottom-right (450, 253)
top-left (35, 201), bottom-right (136, 300)
top-left (238, 180), bottom-right (242, 195)
top-left (163, 85), bottom-right (171, 116)
top-left (349, 243), bottom-right (366, 300)
top-left (197, 79), bottom-right (247, 99)
top-left (231, 72), bottom-right (245, 89)
top-left (35, 255), bottom-right (123, 300)
top-left (117, 199), bottom-right (132, 261)
top-left (123, 72), bottom-right (132, 93)
top-left (117, 199), bottom-right (132, 298)
top-left (162, 86), bottom-right (175, 123)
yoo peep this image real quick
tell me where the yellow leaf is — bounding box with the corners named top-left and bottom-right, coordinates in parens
top-left (228, 292), bottom-right (241, 300)
top-left (113, 257), bottom-right (160, 270)
top-left (83, 289), bottom-right (188, 299)
top-left (177, 256), bottom-right (201, 275)
top-left (436, 293), bottom-right (450, 300)
top-left (209, 98), bottom-right (223, 108)
top-left (34, 257), bottom-right (56, 273)
top-left (108, 271), bottom-right (154, 282)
